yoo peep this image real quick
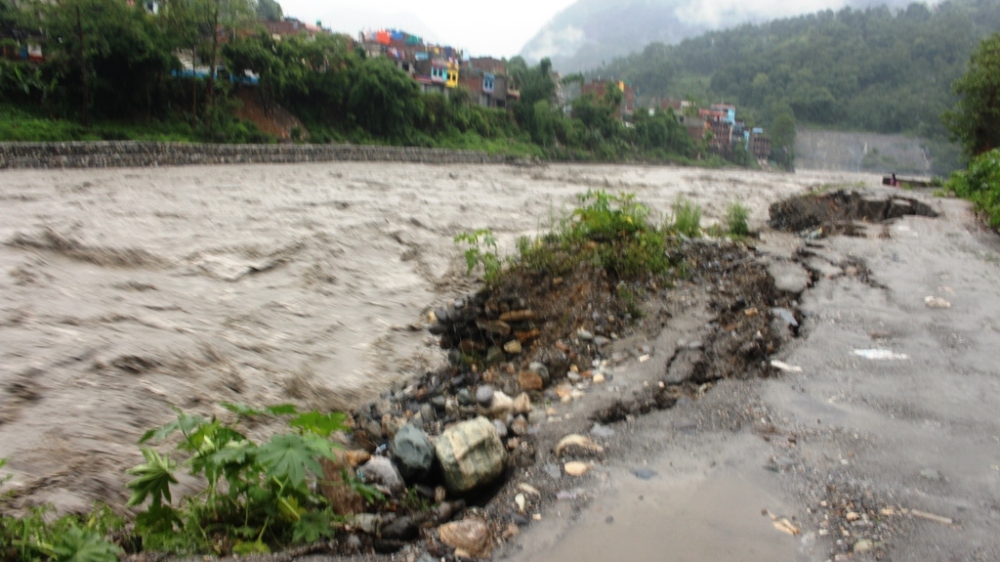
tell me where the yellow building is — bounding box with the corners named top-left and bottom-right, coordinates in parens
top-left (446, 61), bottom-right (459, 89)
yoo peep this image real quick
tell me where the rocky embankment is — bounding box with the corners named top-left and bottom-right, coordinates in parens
top-left (0, 142), bottom-right (508, 169)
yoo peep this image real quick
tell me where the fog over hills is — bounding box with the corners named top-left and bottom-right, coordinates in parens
top-left (522, 0), bottom-right (940, 71)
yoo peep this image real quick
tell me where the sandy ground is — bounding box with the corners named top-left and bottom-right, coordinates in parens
top-left (4, 162), bottom-right (996, 561)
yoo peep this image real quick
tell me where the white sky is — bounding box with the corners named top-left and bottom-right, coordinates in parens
top-left (276, 0), bottom-right (578, 58)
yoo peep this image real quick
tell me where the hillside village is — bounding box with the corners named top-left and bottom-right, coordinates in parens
top-left (349, 26), bottom-right (772, 163)
top-left (0, 2), bottom-right (774, 166)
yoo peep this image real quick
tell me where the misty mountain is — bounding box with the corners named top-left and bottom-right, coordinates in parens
top-left (521, 0), bottom-right (938, 71)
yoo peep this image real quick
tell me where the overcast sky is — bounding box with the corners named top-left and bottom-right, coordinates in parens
top-left (274, 0), bottom-right (932, 60)
top-left (275, 0), bottom-right (578, 58)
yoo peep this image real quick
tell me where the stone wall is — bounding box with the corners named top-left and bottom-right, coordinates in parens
top-left (0, 142), bottom-right (510, 169)
top-left (795, 129), bottom-right (932, 175)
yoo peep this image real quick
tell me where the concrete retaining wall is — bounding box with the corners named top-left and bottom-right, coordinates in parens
top-left (0, 142), bottom-right (510, 169)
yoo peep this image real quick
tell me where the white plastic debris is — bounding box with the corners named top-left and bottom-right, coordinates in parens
top-left (852, 349), bottom-right (909, 360)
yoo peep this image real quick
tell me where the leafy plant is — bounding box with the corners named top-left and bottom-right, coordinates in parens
top-left (455, 229), bottom-right (503, 284)
top-left (126, 404), bottom-right (351, 555)
top-left (725, 201), bottom-right (750, 237)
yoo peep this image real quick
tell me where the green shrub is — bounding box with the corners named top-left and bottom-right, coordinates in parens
top-left (947, 147), bottom-right (1000, 229)
top-left (725, 202), bottom-right (750, 237)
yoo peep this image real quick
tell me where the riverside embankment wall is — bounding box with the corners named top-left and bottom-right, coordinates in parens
top-left (0, 142), bottom-right (509, 169)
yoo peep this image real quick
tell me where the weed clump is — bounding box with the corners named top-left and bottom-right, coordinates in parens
top-left (726, 201), bottom-right (751, 237)
top-left (670, 197), bottom-right (702, 238)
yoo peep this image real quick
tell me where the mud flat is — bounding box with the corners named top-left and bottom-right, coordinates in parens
top-left (5, 162), bottom-right (995, 561)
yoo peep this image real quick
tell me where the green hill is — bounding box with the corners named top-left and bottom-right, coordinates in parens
top-left (587, 0), bottom-right (1000, 172)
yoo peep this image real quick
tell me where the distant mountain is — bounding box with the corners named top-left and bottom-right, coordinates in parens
top-left (521, 0), bottom-right (938, 71)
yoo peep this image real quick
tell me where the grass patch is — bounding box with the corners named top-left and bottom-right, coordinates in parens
top-left (725, 201), bottom-right (750, 237)
top-left (458, 190), bottom-right (701, 290)
top-left (670, 197), bottom-right (702, 238)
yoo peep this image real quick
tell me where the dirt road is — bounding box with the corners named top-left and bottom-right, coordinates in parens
top-left (1, 162), bottom-right (996, 560)
top-left (505, 189), bottom-right (1000, 562)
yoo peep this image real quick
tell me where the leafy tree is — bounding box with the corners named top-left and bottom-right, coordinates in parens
top-left (254, 0), bottom-right (282, 21)
top-left (943, 33), bottom-right (1000, 159)
top-left (39, 0), bottom-right (174, 124)
top-left (770, 107), bottom-right (796, 170)
top-left (347, 56), bottom-right (423, 141)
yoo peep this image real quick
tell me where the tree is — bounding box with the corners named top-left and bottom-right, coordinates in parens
top-left (943, 33), bottom-right (1000, 159)
top-left (347, 56), bottom-right (423, 141)
top-left (770, 107), bottom-right (797, 170)
top-left (254, 0), bottom-right (282, 21)
top-left (40, 0), bottom-right (173, 123)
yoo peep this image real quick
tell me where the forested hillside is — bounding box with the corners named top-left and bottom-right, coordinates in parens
top-left (593, 0), bottom-right (1000, 171)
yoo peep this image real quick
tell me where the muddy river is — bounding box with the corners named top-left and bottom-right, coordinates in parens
top-left (0, 163), bottom-right (866, 513)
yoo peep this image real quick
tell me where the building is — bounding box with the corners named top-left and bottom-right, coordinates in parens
top-left (750, 128), bottom-right (771, 161)
top-left (262, 18), bottom-right (331, 40)
top-left (580, 79), bottom-right (636, 118)
top-left (358, 28), bottom-right (465, 98)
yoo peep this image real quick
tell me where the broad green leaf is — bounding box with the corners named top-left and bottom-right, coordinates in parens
top-left (256, 434), bottom-right (322, 489)
top-left (126, 448), bottom-right (177, 508)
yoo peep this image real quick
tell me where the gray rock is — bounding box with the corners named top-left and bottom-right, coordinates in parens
top-left (420, 403), bottom-right (436, 423)
top-left (381, 515), bottom-right (418, 541)
top-left (567, 371), bottom-right (581, 383)
top-left (352, 513), bottom-right (381, 535)
top-left (577, 328), bottom-right (594, 341)
top-left (542, 463), bottom-right (561, 479)
top-left (434, 416), bottom-right (507, 493)
top-left (510, 415), bottom-right (529, 436)
top-left (493, 419), bottom-right (509, 438)
top-left (392, 424), bottom-right (435, 481)
top-left (359, 456), bottom-right (405, 495)
top-left (540, 349), bottom-right (570, 379)
top-left (416, 554), bottom-right (437, 562)
top-left (430, 395), bottom-right (447, 410)
top-left (590, 423), bottom-right (616, 438)
top-left (457, 388), bottom-right (474, 406)
top-left (475, 385), bottom-right (495, 407)
top-left (593, 335), bottom-right (611, 347)
top-left (771, 307), bottom-right (799, 328)
top-left (344, 533), bottom-right (363, 552)
top-left (529, 362), bottom-right (551, 385)
top-left (767, 261), bottom-right (810, 295)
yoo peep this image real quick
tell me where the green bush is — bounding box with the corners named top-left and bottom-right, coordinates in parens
top-left (947, 147), bottom-right (1000, 229)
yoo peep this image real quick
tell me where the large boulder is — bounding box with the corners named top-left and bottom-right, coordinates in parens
top-left (434, 416), bottom-right (507, 493)
top-left (392, 424), bottom-right (435, 482)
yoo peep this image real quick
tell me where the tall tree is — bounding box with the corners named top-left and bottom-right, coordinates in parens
top-left (254, 0), bottom-right (282, 22)
top-left (943, 33), bottom-right (1000, 159)
top-left (40, 0), bottom-right (173, 122)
